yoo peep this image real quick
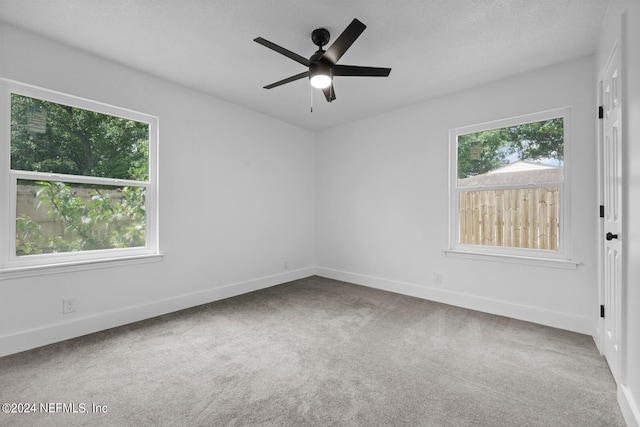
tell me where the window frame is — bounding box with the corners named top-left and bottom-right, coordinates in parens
top-left (447, 107), bottom-right (574, 264)
top-left (0, 79), bottom-right (159, 273)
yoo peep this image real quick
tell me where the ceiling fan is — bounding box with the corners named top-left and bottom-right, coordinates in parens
top-left (254, 18), bottom-right (391, 103)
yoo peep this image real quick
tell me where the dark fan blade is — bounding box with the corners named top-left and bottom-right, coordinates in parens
top-left (254, 37), bottom-right (311, 67)
top-left (264, 71), bottom-right (309, 89)
top-left (333, 65), bottom-right (391, 77)
top-left (322, 84), bottom-right (336, 102)
top-left (323, 19), bottom-right (366, 65)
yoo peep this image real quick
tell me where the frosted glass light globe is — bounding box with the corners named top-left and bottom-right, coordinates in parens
top-left (310, 74), bottom-right (331, 89)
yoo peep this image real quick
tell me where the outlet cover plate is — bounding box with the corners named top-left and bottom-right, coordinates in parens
top-left (62, 297), bottom-right (77, 314)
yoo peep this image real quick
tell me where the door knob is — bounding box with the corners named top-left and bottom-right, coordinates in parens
top-left (606, 232), bottom-right (619, 241)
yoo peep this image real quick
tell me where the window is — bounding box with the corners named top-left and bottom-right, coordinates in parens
top-left (449, 108), bottom-right (572, 262)
top-left (0, 79), bottom-right (158, 272)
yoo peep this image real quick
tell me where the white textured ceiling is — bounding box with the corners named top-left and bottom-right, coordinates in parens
top-left (0, 0), bottom-right (610, 131)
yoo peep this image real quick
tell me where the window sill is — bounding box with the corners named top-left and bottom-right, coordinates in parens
top-left (445, 250), bottom-right (580, 269)
top-left (0, 253), bottom-right (164, 281)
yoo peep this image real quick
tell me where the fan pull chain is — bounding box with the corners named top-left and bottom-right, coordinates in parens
top-left (310, 84), bottom-right (313, 113)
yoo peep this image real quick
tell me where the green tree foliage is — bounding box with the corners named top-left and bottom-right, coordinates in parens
top-left (11, 94), bottom-right (148, 180)
top-left (11, 94), bottom-right (149, 255)
top-left (457, 118), bottom-right (564, 179)
top-left (15, 183), bottom-right (146, 256)
top-left (458, 129), bottom-right (510, 179)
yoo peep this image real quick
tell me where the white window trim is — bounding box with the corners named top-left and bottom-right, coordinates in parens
top-left (447, 107), bottom-right (575, 266)
top-left (0, 78), bottom-right (160, 275)
top-left (0, 254), bottom-right (163, 281)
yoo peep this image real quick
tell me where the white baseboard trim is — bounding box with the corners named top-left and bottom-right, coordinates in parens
top-left (619, 384), bottom-right (640, 427)
top-left (316, 267), bottom-right (592, 335)
top-left (0, 267), bottom-right (316, 357)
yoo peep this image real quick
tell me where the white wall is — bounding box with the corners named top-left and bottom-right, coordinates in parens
top-left (0, 23), bottom-right (317, 357)
top-left (316, 56), bottom-right (597, 335)
top-left (598, 1), bottom-right (640, 425)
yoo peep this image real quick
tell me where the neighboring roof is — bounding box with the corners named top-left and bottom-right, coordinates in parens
top-left (458, 160), bottom-right (563, 187)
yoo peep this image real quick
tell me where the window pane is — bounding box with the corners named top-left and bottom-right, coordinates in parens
top-left (16, 180), bottom-right (146, 256)
top-left (11, 94), bottom-right (149, 181)
top-left (457, 118), bottom-right (564, 186)
top-left (458, 188), bottom-right (560, 250)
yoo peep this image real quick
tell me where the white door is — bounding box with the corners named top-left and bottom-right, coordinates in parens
top-left (601, 43), bottom-right (622, 383)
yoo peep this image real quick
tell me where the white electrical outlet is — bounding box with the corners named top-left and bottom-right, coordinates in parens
top-left (62, 297), bottom-right (77, 314)
top-left (284, 260), bottom-right (289, 270)
top-left (434, 273), bottom-right (443, 284)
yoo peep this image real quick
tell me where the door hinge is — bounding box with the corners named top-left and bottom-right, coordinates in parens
top-left (600, 205), bottom-right (605, 218)
top-left (600, 304), bottom-right (605, 318)
top-left (598, 106), bottom-right (604, 119)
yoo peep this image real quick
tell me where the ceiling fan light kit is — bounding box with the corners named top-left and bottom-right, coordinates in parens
top-left (309, 63), bottom-right (332, 88)
top-left (310, 73), bottom-right (332, 89)
top-left (254, 18), bottom-right (391, 106)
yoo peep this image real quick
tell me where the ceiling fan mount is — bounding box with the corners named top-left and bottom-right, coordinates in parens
top-left (311, 28), bottom-right (330, 49)
top-left (254, 19), bottom-right (391, 104)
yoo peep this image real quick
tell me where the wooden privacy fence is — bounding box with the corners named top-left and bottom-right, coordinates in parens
top-left (458, 187), bottom-right (560, 250)
top-left (16, 184), bottom-right (127, 243)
